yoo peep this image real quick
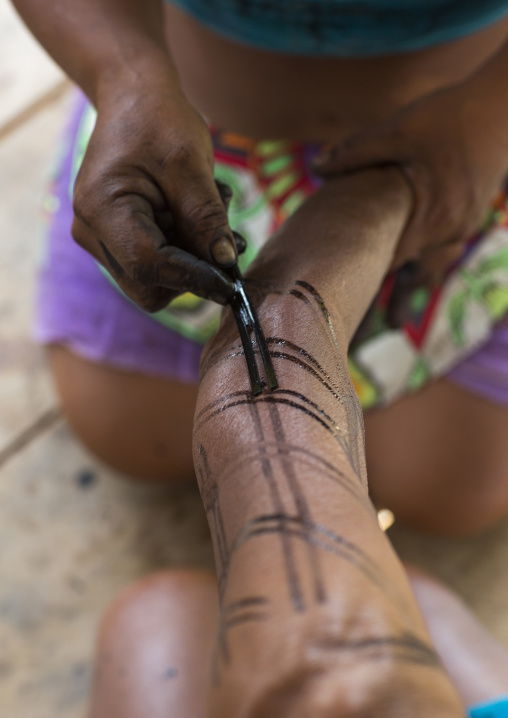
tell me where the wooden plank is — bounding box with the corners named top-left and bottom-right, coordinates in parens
top-left (0, 0), bottom-right (65, 130)
top-left (0, 91), bottom-right (71, 454)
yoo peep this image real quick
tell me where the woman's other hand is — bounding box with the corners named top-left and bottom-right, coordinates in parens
top-left (312, 76), bottom-right (508, 293)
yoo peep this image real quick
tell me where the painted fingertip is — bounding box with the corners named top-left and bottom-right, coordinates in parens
top-left (210, 268), bottom-right (235, 302)
top-left (233, 230), bottom-right (247, 255)
top-left (210, 235), bottom-right (237, 267)
top-left (209, 278), bottom-right (235, 305)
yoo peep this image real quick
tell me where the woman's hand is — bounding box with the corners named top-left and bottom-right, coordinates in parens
top-left (71, 64), bottom-right (238, 312)
top-left (312, 76), bottom-right (508, 289)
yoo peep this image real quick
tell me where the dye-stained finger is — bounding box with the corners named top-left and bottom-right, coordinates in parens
top-left (72, 192), bottom-right (235, 311)
top-left (157, 151), bottom-right (238, 268)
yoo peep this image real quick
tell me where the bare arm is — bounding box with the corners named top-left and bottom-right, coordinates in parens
top-left (194, 169), bottom-right (463, 716)
top-left (9, 0), bottom-right (237, 310)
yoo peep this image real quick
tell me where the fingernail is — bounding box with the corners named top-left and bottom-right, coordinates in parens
top-left (209, 277), bottom-right (235, 305)
top-left (211, 235), bottom-right (237, 266)
top-left (233, 230), bottom-right (247, 255)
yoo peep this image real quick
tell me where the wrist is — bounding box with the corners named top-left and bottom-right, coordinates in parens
top-left (94, 46), bottom-right (183, 111)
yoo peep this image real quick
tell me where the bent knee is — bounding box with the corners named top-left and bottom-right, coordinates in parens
top-left (374, 480), bottom-right (506, 538)
top-left (48, 345), bottom-right (197, 482)
top-left (366, 379), bottom-right (508, 538)
top-left (97, 569), bottom-right (217, 654)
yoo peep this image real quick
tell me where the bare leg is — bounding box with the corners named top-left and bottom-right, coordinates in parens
top-left (89, 570), bottom-right (218, 718)
top-left (49, 345), bottom-right (198, 482)
top-left (366, 378), bottom-right (508, 536)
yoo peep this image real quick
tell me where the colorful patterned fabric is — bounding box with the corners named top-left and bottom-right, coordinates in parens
top-left (60, 101), bottom-right (508, 410)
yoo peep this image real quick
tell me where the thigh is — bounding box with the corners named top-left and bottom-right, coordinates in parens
top-left (365, 378), bottom-right (508, 536)
top-left (49, 345), bottom-right (198, 482)
top-left (90, 570), bottom-right (218, 718)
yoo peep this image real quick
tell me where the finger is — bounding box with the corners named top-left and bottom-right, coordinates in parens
top-left (72, 213), bottom-right (175, 311)
top-left (150, 245), bottom-right (235, 305)
top-left (156, 209), bottom-right (248, 255)
top-left (311, 127), bottom-right (406, 177)
top-left (72, 198), bottom-right (234, 311)
top-left (162, 152), bottom-right (237, 268)
top-left (72, 208), bottom-right (175, 308)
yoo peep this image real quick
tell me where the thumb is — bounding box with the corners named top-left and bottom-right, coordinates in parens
top-left (165, 161), bottom-right (238, 268)
top-left (312, 126), bottom-right (404, 177)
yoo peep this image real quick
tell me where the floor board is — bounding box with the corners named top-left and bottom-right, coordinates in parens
top-left (0, 0), bottom-right (65, 131)
top-left (0, 92), bottom-right (69, 454)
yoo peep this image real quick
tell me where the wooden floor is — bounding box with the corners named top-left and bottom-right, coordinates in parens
top-left (0, 3), bottom-right (507, 717)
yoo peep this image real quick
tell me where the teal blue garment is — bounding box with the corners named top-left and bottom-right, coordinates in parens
top-left (469, 695), bottom-right (508, 718)
top-left (167, 0), bottom-right (508, 56)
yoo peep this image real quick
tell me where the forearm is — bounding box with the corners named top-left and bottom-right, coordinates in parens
top-left (194, 170), bottom-right (462, 716)
top-left (11, 0), bottom-right (181, 105)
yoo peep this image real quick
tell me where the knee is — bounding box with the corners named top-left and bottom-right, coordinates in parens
top-left (97, 570), bottom-right (217, 655)
top-left (370, 464), bottom-right (506, 538)
top-left (48, 345), bottom-right (197, 482)
top-left (365, 380), bottom-right (508, 538)
top-left (90, 570), bottom-right (217, 718)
